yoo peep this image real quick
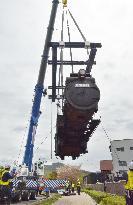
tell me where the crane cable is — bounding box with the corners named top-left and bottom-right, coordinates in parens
top-left (100, 118), bottom-right (125, 172)
top-left (68, 9), bottom-right (89, 55)
top-left (35, 136), bottom-right (48, 151)
top-left (34, 125), bottom-right (56, 154)
top-left (15, 131), bottom-right (27, 166)
top-left (50, 101), bottom-right (53, 159)
top-left (60, 8), bottom-right (64, 109)
top-left (15, 113), bottom-right (32, 166)
top-left (66, 4), bottom-right (125, 174)
top-left (68, 9), bottom-right (86, 42)
top-left (15, 1), bottom-right (65, 166)
top-left (66, 9), bottom-right (74, 73)
top-left (57, 7), bottom-right (65, 110)
top-left (58, 5), bottom-right (89, 97)
top-left (32, 94), bottom-right (57, 160)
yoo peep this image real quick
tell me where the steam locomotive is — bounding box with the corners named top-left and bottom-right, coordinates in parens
top-left (55, 69), bottom-right (100, 160)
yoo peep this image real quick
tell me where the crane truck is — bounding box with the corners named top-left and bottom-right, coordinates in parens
top-left (9, 0), bottom-right (60, 203)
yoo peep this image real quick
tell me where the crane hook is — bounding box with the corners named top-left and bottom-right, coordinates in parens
top-left (62, 0), bottom-right (67, 7)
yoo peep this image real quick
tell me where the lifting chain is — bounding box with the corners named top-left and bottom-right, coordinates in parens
top-left (100, 117), bottom-right (125, 172)
top-left (66, 9), bottom-right (74, 73)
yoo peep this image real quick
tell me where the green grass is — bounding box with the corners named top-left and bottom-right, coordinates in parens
top-left (33, 194), bottom-right (62, 205)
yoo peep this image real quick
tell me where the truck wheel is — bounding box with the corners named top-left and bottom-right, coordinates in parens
top-left (21, 192), bottom-right (30, 201)
top-left (30, 192), bottom-right (36, 200)
top-left (2, 200), bottom-right (11, 205)
top-left (5, 202), bottom-right (10, 205)
top-left (15, 193), bottom-right (21, 202)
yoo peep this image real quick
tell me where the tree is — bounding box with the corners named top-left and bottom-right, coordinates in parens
top-left (56, 165), bottom-right (81, 183)
top-left (46, 171), bottom-right (57, 180)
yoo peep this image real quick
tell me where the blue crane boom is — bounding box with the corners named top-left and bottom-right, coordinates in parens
top-left (23, 0), bottom-right (59, 172)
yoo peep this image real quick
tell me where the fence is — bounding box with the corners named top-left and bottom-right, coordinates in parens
top-left (12, 178), bottom-right (66, 190)
top-left (84, 180), bottom-right (126, 196)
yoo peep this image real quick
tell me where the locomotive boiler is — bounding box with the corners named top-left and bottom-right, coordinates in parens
top-left (55, 69), bottom-right (101, 160)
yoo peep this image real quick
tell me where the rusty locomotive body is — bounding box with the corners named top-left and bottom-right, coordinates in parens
top-left (55, 70), bottom-right (100, 160)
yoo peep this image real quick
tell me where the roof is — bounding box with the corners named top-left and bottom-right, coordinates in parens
top-left (100, 160), bottom-right (113, 171)
top-left (111, 139), bottom-right (133, 142)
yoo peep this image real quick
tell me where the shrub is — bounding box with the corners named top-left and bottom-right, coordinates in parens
top-left (84, 189), bottom-right (109, 203)
top-left (83, 189), bottom-right (126, 205)
top-left (100, 195), bottom-right (126, 205)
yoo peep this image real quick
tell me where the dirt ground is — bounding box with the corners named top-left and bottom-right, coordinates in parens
top-left (53, 193), bottom-right (97, 205)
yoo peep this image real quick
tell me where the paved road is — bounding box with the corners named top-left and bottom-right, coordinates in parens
top-left (11, 195), bottom-right (45, 205)
top-left (53, 193), bottom-right (97, 205)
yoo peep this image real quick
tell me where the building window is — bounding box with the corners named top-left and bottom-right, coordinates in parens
top-left (118, 161), bottom-right (127, 166)
top-left (130, 147), bottom-right (133, 150)
top-left (116, 147), bottom-right (124, 151)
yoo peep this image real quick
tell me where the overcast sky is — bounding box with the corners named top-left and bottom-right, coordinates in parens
top-left (0, 0), bottom-right (133, 172)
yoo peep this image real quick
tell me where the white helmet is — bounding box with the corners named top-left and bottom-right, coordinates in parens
top-left (128, 161), bottom-right (133, 170)
top-left (5, 164), bottom-right (10, 169)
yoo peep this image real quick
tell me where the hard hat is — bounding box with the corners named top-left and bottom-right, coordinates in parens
top-left (129, 161), bottom-right (133, 170)
top-left (5, 164), bottom-right (10, 169)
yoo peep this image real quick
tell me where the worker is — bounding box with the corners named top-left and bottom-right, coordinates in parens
top-left (65, 180), bottom-right (71, 193)
top-left (65, 180), bottom-right (69, 191)
top-left (71, 182), bottom-right (75, 193)
top-left (0, 165), bottom-right (4, 183)
top-left (125, 161), bottom-right (133, 205)
top-left (44, 185), bottom-right (50, 198)
top-left (39, 182), bottom-right (44, 195)
top-left (76, 179), bottom-right (81, 195)
top-left (0, 165), bottom-right (14, 203)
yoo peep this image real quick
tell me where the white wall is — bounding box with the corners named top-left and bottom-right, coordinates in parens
top-left (110, 139), bottom-right (133, 175)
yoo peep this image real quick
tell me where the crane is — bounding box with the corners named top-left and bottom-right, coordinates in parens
top-left (22, 0), bottom-right (101, 171)
top-left (23, 0), bottom-right (60, 172)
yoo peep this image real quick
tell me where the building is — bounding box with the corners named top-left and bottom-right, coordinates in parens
top-left (110, 139), bottom-right (133, 175)
top-left (100, 160), bottom-right (113, 173)
top-left (100, 160), bottom-right (113, 181)
top-left (33, 162), bottom-right (64, 176)
top-left (83, 172), bottom-right (98, 185)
